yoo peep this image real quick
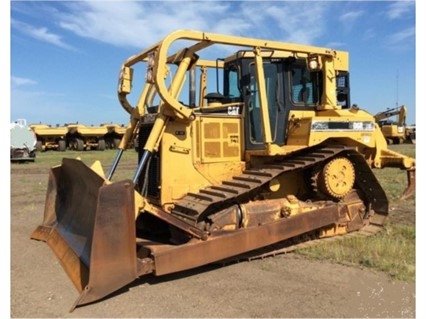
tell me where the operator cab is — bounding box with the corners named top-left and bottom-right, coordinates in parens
top-left (218, 53), bottom-right (350, 150)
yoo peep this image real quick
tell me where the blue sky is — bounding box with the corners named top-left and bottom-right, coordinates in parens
top-left (9, 0), bottom-right (417, 126)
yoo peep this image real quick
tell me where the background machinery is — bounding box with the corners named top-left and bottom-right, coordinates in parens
top-left (102, 123), bottom-right (127, 149)
top-left (66, 123), bottom-right (108, 151)
top-left (405, 124), bottom-right (416, 144)
top-left (373, 105), bottom-right (415, 144)
top-left (31, 123), bottom-right (128, 151)
top-left (30, 123), bottom-right (68, 151)
top-left (10, 119), bottom-right (37, 162)
top-left (31, 30), bottom-right (416, 310)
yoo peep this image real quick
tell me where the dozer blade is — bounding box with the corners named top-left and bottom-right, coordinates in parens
top-left (31, 158), bottom-right (138, 310)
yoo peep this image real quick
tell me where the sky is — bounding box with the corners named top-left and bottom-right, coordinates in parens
top-left (9, 0), bottom-right (418, 126)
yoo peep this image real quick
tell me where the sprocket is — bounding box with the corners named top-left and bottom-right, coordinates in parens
top-left (311, 157), bottom-right (355, 200)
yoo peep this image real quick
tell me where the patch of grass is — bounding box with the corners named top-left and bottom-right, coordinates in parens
top-left (295, 143), bottom-right (416, 282)
top-left (19, 143), bottom-right (416, 282)
top-left (297, 224), bottom-right (415, 282)
top-left (374, 167), bottom-right (415, 204)
top-left (34, 149), bottom-right (137, 166)
top-left (28, 149), bottom-right (138, 174)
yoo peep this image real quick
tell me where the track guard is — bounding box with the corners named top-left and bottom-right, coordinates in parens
top-left (31, 158), bottom-right (138, 310)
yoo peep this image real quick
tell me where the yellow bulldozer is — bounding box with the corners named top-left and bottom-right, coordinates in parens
top-left (31, 30), bottom-right (415, 310)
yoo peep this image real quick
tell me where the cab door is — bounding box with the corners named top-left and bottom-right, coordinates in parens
top-left (240, 59), bottom-right (286, 150)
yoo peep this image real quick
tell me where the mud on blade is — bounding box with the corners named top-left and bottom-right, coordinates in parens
top-left (31, 158), bottom-right (138, 309)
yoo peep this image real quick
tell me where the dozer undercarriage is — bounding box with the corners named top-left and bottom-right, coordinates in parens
top-left (31, 30), bottom-right (414, 311)
top-left (32, 148), bottom-right (387, 309)
top-left (32, 144), bottom-right (390, 309)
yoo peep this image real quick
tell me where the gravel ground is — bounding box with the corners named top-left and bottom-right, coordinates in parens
top-left (10, 154), bottom-right (416, 318)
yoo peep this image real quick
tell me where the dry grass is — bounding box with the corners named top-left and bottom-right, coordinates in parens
top-left (297, 143), bottom-right (416, 282)
top-left (18, 143), bottom-right (416, 282)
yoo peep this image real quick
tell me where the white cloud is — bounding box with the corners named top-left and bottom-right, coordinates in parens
top-left (335, 9), bottom-right (364, 35)
top-left (338, 10), bottom-right (363, 23)
top-left (11, 18), bottom-right (75, 50)
top-left (362, 28), bottom-right (377, 41)
top-left (385, 26), bottom-right (415, 46)
top-left (53, 1), bottom-right (329, 49)
top-left (239, 1), bottom-right (329, 45)
top-left (57, 1), bottom-right (236, 48)
top-left (386, 1), bottom-right (415, 20)
top-left (11, 76), bottom-right (37, 87)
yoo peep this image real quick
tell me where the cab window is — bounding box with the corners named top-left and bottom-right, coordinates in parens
top-left (290, 65), bottom-right (321, 105)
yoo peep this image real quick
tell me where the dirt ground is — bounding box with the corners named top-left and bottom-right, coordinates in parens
top-left (10, 153), bottom-right (416, 318)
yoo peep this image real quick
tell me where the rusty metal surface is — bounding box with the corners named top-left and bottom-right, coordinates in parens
top-left (31, 159), bottom-right (105, 289)
top-left (224, 222), bottom-right (387, 264)
top-left (30, 150), bottom-right (391, 310)
top-left (31, 159), bottom-right (144, 309)
top-left (172, 145), bottom-right (389, 226)
top-left (72, 179), bottom-right (139, 309)
top-left (52, 158), bottom-right (105, 268)
top-left (31, 225), bottom-right (90, 292)
top-left (145, 203), bottom-right (208, 240)
top-left (147, 204), bottom-right (341, 275)
top-left (209, 192), bottom-right (383, 264)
